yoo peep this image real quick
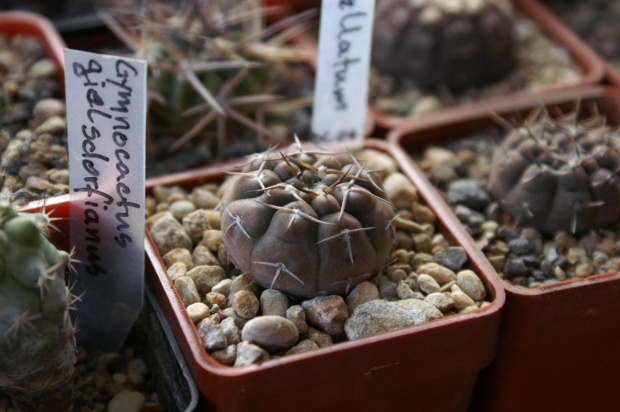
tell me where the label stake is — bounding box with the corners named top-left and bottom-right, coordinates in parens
top-left (311, 0), bottom-right (376, 148)
top-left (65, 49), bottom-right (147, 351)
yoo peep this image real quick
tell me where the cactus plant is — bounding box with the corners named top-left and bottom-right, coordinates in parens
top-left (488, 108), bottom-right (620, 235)
top-left (220, 141), bottom-right (397, 299)
top-left (0, 199), bottom-right (76, 411)
top-left (372, 0), bottom-right (516, 91)
top-left (101, 0), bottom-right (316, 172)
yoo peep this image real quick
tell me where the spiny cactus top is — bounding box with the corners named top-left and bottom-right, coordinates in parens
top-left (0, 200), bottom-right (75, 411)
top-left (488, 110), bottom-right (620, 235)
top-left (372, 0), bottom-right (516, 91)
top-left (220, 143), bottom-right (397, 299)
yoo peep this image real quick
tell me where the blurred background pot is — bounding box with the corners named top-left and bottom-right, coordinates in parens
top-left (388, 86), bottom-right (620, 412)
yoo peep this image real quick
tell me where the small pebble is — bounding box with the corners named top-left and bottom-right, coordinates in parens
top-left (302, 296), bottom-right (349, 340)
top-left (182, 210), bottom-right (212, 243)
top-left (449, 284), bottom-right (476, 309)
top-left (417, 262), bottom-right (457, 285)
top-left (431, 246), bottom-right (468, 272)
top-left (286, 339), bottom-right (319, 355)
top-left (151, 216), bottom-right (193, 256)
top-left (169, 200), bottom-right (196, 220)
top-left (233, 290), bottom-right (260, 319)
top-left (187, 302), bottom-right (210, 323)
top-left (456, 270), bottom-right (487, 300)
top-left (206, 291), bottom-right (227, 308)
top-left (241, 316), bottom-right (299, 351)
top-left (192, 245), bottom-right (220, 267)
top-left (286, 305), bottom-right (308, 337)
top-left (307, 327), bottom-right (333, 348)
top-left (174, 277), bottom-right (201, 307)
top-left (221, 317), bottom-right (241, 345)
top-left (162, 248), bottom-right (193, 270)
top-left (417, 274), bottom-right (441, 294)
top-left (344, 299), bottom-right (443, 340)
top-left (260, 289), bottom-right (289, 317)
top-left (378, 276), bottom-right (399, 300)
top-left (211, 344), bottom-right (237, 366)
top-left (187, 265), bottom-right (225, 295)
top-left (198, 323), bottom-right (227, 351)
top-left (424, 293), bottom-right (455, 312)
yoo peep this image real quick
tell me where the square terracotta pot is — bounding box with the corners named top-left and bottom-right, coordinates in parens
top-left (388, 86), bottom-right (620, 411)
top-left (144, 138), bottom-right (505, 411)
top-left (369, 0), bottom-right (606, 134)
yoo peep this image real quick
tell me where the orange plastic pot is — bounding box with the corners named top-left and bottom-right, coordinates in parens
top-left (371, 0), bottom-right (606, 134)
top-left (388, 86), bottom-right (620, 412)
top-left (144, 138), bottom-right (505, 412)
top-left (0, 11), bottom-right (66, 86)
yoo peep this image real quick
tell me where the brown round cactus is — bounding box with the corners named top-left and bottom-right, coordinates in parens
top-left (220, 144), bottom-right (396, 299)
top-left (488, 109), bottom-right (620, 235)
top-left (373, 0), bottom-right (516, 91)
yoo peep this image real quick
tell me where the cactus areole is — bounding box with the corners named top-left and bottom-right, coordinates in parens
top-left (221, 144), bottom-right (397, 299)
top-left (372, 0), bottom-right (516, 91)
top-left (0, 201), bottom-right (75, 411)
top-left (489, 111), bottom-right (620, 236)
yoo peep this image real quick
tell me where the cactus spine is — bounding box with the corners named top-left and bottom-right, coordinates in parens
top-left (0, 200), bottom-right (75, 411)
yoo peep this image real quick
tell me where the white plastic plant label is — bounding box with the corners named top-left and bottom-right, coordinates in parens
top-left (65, 49), bottom-right (147, 351)
top-left (311, 0), bottom-right (376, 148)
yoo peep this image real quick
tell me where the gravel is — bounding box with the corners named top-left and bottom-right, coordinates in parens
top-left (146, 149), bottom-right (494, 366)
top-left (413, 127), bottom-right (620, 288)
top-left (0, 34), bottom-right (68, 204)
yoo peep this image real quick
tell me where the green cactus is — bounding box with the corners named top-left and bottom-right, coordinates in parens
top-left (0, 199), bottom-right (75, 411)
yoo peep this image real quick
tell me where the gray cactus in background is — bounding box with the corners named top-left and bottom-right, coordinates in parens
top-left (373, 0), bottom-right (516, 91)
top-left (488, 108), bottom-right (620, 235)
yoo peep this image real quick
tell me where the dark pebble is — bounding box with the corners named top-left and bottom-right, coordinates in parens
top-left (555, 256), bottom-right (569, 269)
top-left (504, 258), bottom-right (529, 280)
top-left (466, 225), bottom-right (483, 238)
top-left (446, 179), bottom-right (492, 211)
top-left (522, 255), bottom-right (540, 268)
top-left (531, 270), bottom-right (545, 281)
top-left (432, 247), bottom-right (468, 272)
top-left (509, 238), bottom-right (536, 256)
top-left (497, 227), bottom-right (520, 243)
top-left (540, 259), bottom-right (554, 278)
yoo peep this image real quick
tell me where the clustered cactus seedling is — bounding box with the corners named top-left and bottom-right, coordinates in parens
top-left (372, 0), bottom-right (516, 91)
top-left (488, 108), bottom-right (620, 235)
top-left (220, 141), bottom-right (397, 299)
top-left (0, 199), bottom-right (76, 411)
top-left (101, 0), bottom-right (315, 169)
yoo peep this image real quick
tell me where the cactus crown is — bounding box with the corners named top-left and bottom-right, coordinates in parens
top-left (101, 0), bottom-right (315, 162)
top-left (373, 0), bottom-right (516, 91)
top-left (220, 140), bottom-right (397, 299)
top-left (488, 107), bottom-right (620, 235)
top-left (0, 197), bottom-right (77, 411)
